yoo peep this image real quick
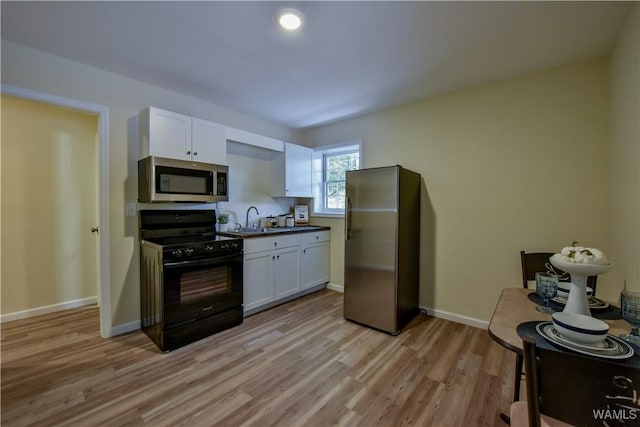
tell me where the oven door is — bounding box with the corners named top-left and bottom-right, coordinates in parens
top-left (162, 253), bottom-right (243, 328)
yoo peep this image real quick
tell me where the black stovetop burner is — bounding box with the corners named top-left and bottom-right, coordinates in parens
top-left (143, 233), bottom-right (237, 247)
top-left (139, 210), bottom-right (243, 262)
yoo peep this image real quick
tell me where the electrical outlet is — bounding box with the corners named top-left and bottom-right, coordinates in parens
top-left (126, 203), bottom-right (137, 217)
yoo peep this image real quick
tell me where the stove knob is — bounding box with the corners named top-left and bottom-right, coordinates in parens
top-left (232, 243), bottom-right (240, 249)
top-left (184, 248), bottom-right (194, 257)
top-left (172, 249), bottom-right (184, 258)
top-left (204, 245), bottom-right (215, 253)
top-left (221, 244), bottom-right (230, 250)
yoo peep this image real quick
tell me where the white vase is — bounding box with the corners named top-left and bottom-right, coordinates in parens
top-left (550, 256), bottom-right (611, 316)
top-left (218, 223), bottom-right (228, 232)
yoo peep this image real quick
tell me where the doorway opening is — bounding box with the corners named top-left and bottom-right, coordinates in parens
top-left (1, 85), bottom-right (111, 337)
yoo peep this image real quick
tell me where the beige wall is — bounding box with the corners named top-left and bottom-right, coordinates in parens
top-left (1, 41), bottom-right (299, 328)
top-left (303, 58), bottom-right (611, 321)
top-left (609, 4), bottom-right (640, 296)
top-left (1, 96), bottom-right (99, 313)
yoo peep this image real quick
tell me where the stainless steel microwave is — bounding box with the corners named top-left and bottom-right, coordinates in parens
top-left (138, 156), bottom-right (228, 203)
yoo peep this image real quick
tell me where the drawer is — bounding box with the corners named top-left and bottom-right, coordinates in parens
top-left (300, 230), bottom-right (330, 245)
top-left (244, 234), bottom-right (301, 253)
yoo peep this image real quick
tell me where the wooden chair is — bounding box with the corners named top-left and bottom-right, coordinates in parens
top-left (514, 252), bottom-right (561, 403)
top-left (520, 250), bottom-right (598, 294)
top-left (511, 330), bottom-right (640, 427)
top-left (514, 251), bottom-right (599, 405)
top-left (520, 251), bottom-right (564, 288)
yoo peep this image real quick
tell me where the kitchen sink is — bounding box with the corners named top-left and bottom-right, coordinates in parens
top-left (238, 227), bottom-right (287, 234)
top-left (221, 226), bottom-right (321, 237)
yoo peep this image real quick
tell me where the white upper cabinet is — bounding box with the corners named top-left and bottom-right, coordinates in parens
top-left (140, 107), bottom-right (191, 160)
top-left (191, 118), bottom-right (227, 165)
top-left (272, 142), bottom-right (313, 197)
top-left (140, 107), bottom-right (227, 165)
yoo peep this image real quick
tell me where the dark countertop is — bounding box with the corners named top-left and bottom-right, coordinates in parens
top-left (219, 225), bottom-right (330, 238)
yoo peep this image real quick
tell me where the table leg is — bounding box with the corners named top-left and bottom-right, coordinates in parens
top-left (513, 353), bottom-right (523, 402)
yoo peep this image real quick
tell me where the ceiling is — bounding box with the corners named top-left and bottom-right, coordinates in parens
top-left (1, 1), bottom-right (632, 130)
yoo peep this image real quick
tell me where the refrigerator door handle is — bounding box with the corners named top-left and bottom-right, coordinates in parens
top-left (345, 197), bottom-right (352, 240)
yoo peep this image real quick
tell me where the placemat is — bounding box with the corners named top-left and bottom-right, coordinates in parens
top-left (517, 321), bottom-right (639, 367)
top-left (527, 292), bottom-right (622, 320)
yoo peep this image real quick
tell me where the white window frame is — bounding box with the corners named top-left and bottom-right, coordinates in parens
top-left (312, 140), bottom-right (362, 217)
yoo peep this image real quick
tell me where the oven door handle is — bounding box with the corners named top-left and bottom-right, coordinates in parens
top-left (163, 253), bottom-right (242, 269)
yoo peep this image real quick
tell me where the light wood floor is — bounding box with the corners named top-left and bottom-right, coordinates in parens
top-left (1, 290), bottom-right (514, 426)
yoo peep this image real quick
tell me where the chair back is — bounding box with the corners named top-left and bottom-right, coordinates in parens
top-left (520, 251), bottom-right (560, 288)
top-left (520, 250), bottom-right (598, 294)
top-left (521, 330), bottom-right (640, 426)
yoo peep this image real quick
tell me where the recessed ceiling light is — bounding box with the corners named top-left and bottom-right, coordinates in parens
top-left (277, 8), bottom-right (303, 31)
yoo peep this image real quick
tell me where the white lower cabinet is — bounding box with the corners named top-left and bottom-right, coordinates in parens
top-left (243, 230), bottom-right (330, 315)
top-left (243, 251), bottom-right (276, 311)
top-left (301, 243), bottom-right (329, 289)
top-left (301, 231), bottom-right (330, 290)
top-left (274, 247), bottom-right (301, 299)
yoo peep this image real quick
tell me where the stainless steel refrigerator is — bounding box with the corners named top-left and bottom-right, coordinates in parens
top-left (344, 165), bottom-right (421, 335)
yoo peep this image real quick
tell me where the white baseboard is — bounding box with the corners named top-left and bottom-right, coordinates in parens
top-left (110, 320), bottom-right (141, 336)
top-left (1, 297), bottom-right (97, 323)
top-left (330, 285), bottom-right (486, 329)
top-left (420, 305), bottom-right (489, 330)
top-left (326, 283), bottom-right (344, 293)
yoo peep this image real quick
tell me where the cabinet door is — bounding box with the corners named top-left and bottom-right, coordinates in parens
top-left (147, 107), bottom-right (192, 161)
top-left (274, 247), bottom-right (301, 299)
top-left (284, 143), bottom-right (313, 197)
top-left (192, 118), bottom-right (227, 165)
top-left (301, 243), bottom-right (329, 289)
top-left (244, 251), bottom-right (275, 312)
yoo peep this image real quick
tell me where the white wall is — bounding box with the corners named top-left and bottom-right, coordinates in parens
top-left (1, 40), bottom-right (300, 328)
top-left (609, 4), bottom-right (640, 296)
top-left (220, 141), bottom-right (297, 227)
top-left (302, 57), bottom-right (611, 322)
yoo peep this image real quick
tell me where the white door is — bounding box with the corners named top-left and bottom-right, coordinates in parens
top-left (148, 107), bottom-right (192, 161)
top-left (243, 251), bottom-right (276, 312)
top-left (274, 247), bottom-right (301, 299)
top-left (301, 243), bottom-right (330, 289)
top-left (191, 118), bottom-right (227, 165)
top-left (1, 95), bottom-right (99, 317)
top-left (283, 142), bottom-right (312, 197)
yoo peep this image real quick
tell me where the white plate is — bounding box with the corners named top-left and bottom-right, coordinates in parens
top-left (551, 296), bottom-right (609, 310)
top-left (544, 324), bottom-right (619, 353)
top-left (536, 322), bottom-right (634, 360)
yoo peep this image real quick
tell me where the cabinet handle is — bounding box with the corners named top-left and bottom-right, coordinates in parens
top-left (277, 255), bottom-right (280, 260)
top-left (272, 256), bottom-right (275, 261)
top-left (316, 236), bottom-right (319, 239)
top-left (303, 249), bottom-right (306, 253)
top-left (186, 150), bottom-right (191, 155)
top-left (194, 152), bottom-right (198, 156)
top-left (274, 242), bottom-right (277, 247)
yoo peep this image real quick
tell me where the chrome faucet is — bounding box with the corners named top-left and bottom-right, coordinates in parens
top-left (246, 206), bottom-right (259, 228)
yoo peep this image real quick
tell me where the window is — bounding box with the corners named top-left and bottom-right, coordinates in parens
top-left (312, 141), bottom-right (361, 216)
